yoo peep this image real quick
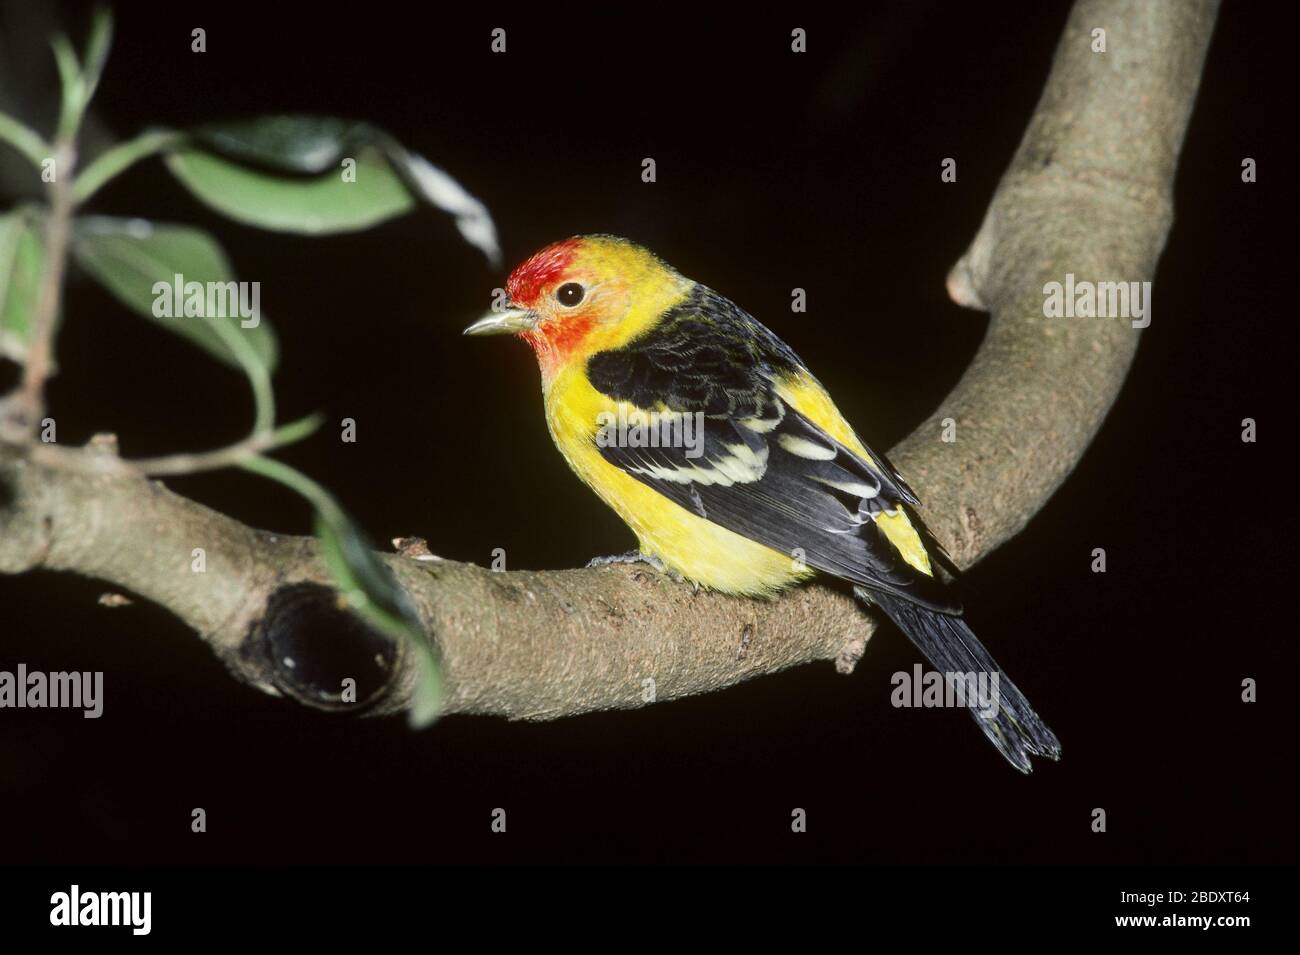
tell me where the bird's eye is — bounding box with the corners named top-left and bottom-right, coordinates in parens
top-left (556, 282), bottom-right (585, 307)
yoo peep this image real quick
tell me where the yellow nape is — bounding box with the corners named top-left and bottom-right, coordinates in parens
top-left (557, 237), bottom-right (693, 360)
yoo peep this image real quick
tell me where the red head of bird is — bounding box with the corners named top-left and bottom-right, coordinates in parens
top-left (464, 235), bottom-right (690, 383)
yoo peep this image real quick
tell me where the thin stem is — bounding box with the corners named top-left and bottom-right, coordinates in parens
top-left (238, 452), bottom-right (344, 523)
top-left (25, 412), bottom-right (323, 477)
top-left (74, 129), bottom-right (183, 206)
top-left (130, 412), bottom-right (320, 475)
top-left (13, 139), bottom-right (77, 435)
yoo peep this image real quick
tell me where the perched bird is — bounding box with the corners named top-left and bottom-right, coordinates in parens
top-left (466, 235), bottom-right (1060, 772)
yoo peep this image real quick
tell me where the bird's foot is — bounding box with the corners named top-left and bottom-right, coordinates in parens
top-left (587, 550), bottom-right (666, 571)
top-left (586, 550), bottom-right (693, 587)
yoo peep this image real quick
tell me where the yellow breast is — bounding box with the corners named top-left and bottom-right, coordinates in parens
top-left (543, 366), bottom-right (810, 596)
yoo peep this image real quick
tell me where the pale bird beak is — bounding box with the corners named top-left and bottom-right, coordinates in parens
top-left (463, 307), bottom-right (537, 336)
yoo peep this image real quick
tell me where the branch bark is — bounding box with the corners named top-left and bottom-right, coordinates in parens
top-left (0, 0), bottom-right (1220, 720)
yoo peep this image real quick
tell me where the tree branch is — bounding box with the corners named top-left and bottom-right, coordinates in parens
top-left (0, 0), bottom-right (1219, 720)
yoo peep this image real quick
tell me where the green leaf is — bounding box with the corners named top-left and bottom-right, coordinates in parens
top-left (81, 6), bottom-right (115, 99)
top-left (70, 216), bottom-right (279, 375)
top-left (169, 115), bottom-right (500, 261)
top-left (192, 116), bottom-right (385, 175)
top-left (315, 511), bottom-right (445, 727)
top-left (50, 33), bottom-right (86, 142)
top-left (165, 147), bottom-right (416, 235)
top-left (0, 112), bottom-right (49, 170)
top-left (240, 455), bottom-right (446, 726)
top-left (0, 209), bottom-right (45, 362)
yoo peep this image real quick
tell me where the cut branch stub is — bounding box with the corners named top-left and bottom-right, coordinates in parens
top-left (242, 581), bottom-right (399, 712)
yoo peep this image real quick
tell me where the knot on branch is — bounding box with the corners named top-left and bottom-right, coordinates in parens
top-left (239, 582), bottom-right (400, 714)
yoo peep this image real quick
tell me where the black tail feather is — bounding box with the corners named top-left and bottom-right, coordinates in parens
top-left (861, 587), bottom-right (1061, 774)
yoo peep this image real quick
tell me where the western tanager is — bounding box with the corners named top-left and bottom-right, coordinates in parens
top-left (466, 235), bottom-right (1060, 772)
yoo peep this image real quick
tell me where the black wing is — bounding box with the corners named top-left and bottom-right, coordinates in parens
top-left (585, 285), bottom-right (958, 612)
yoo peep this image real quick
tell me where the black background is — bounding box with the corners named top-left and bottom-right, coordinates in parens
top-left (0, 0), bottom-right (1295, 867)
